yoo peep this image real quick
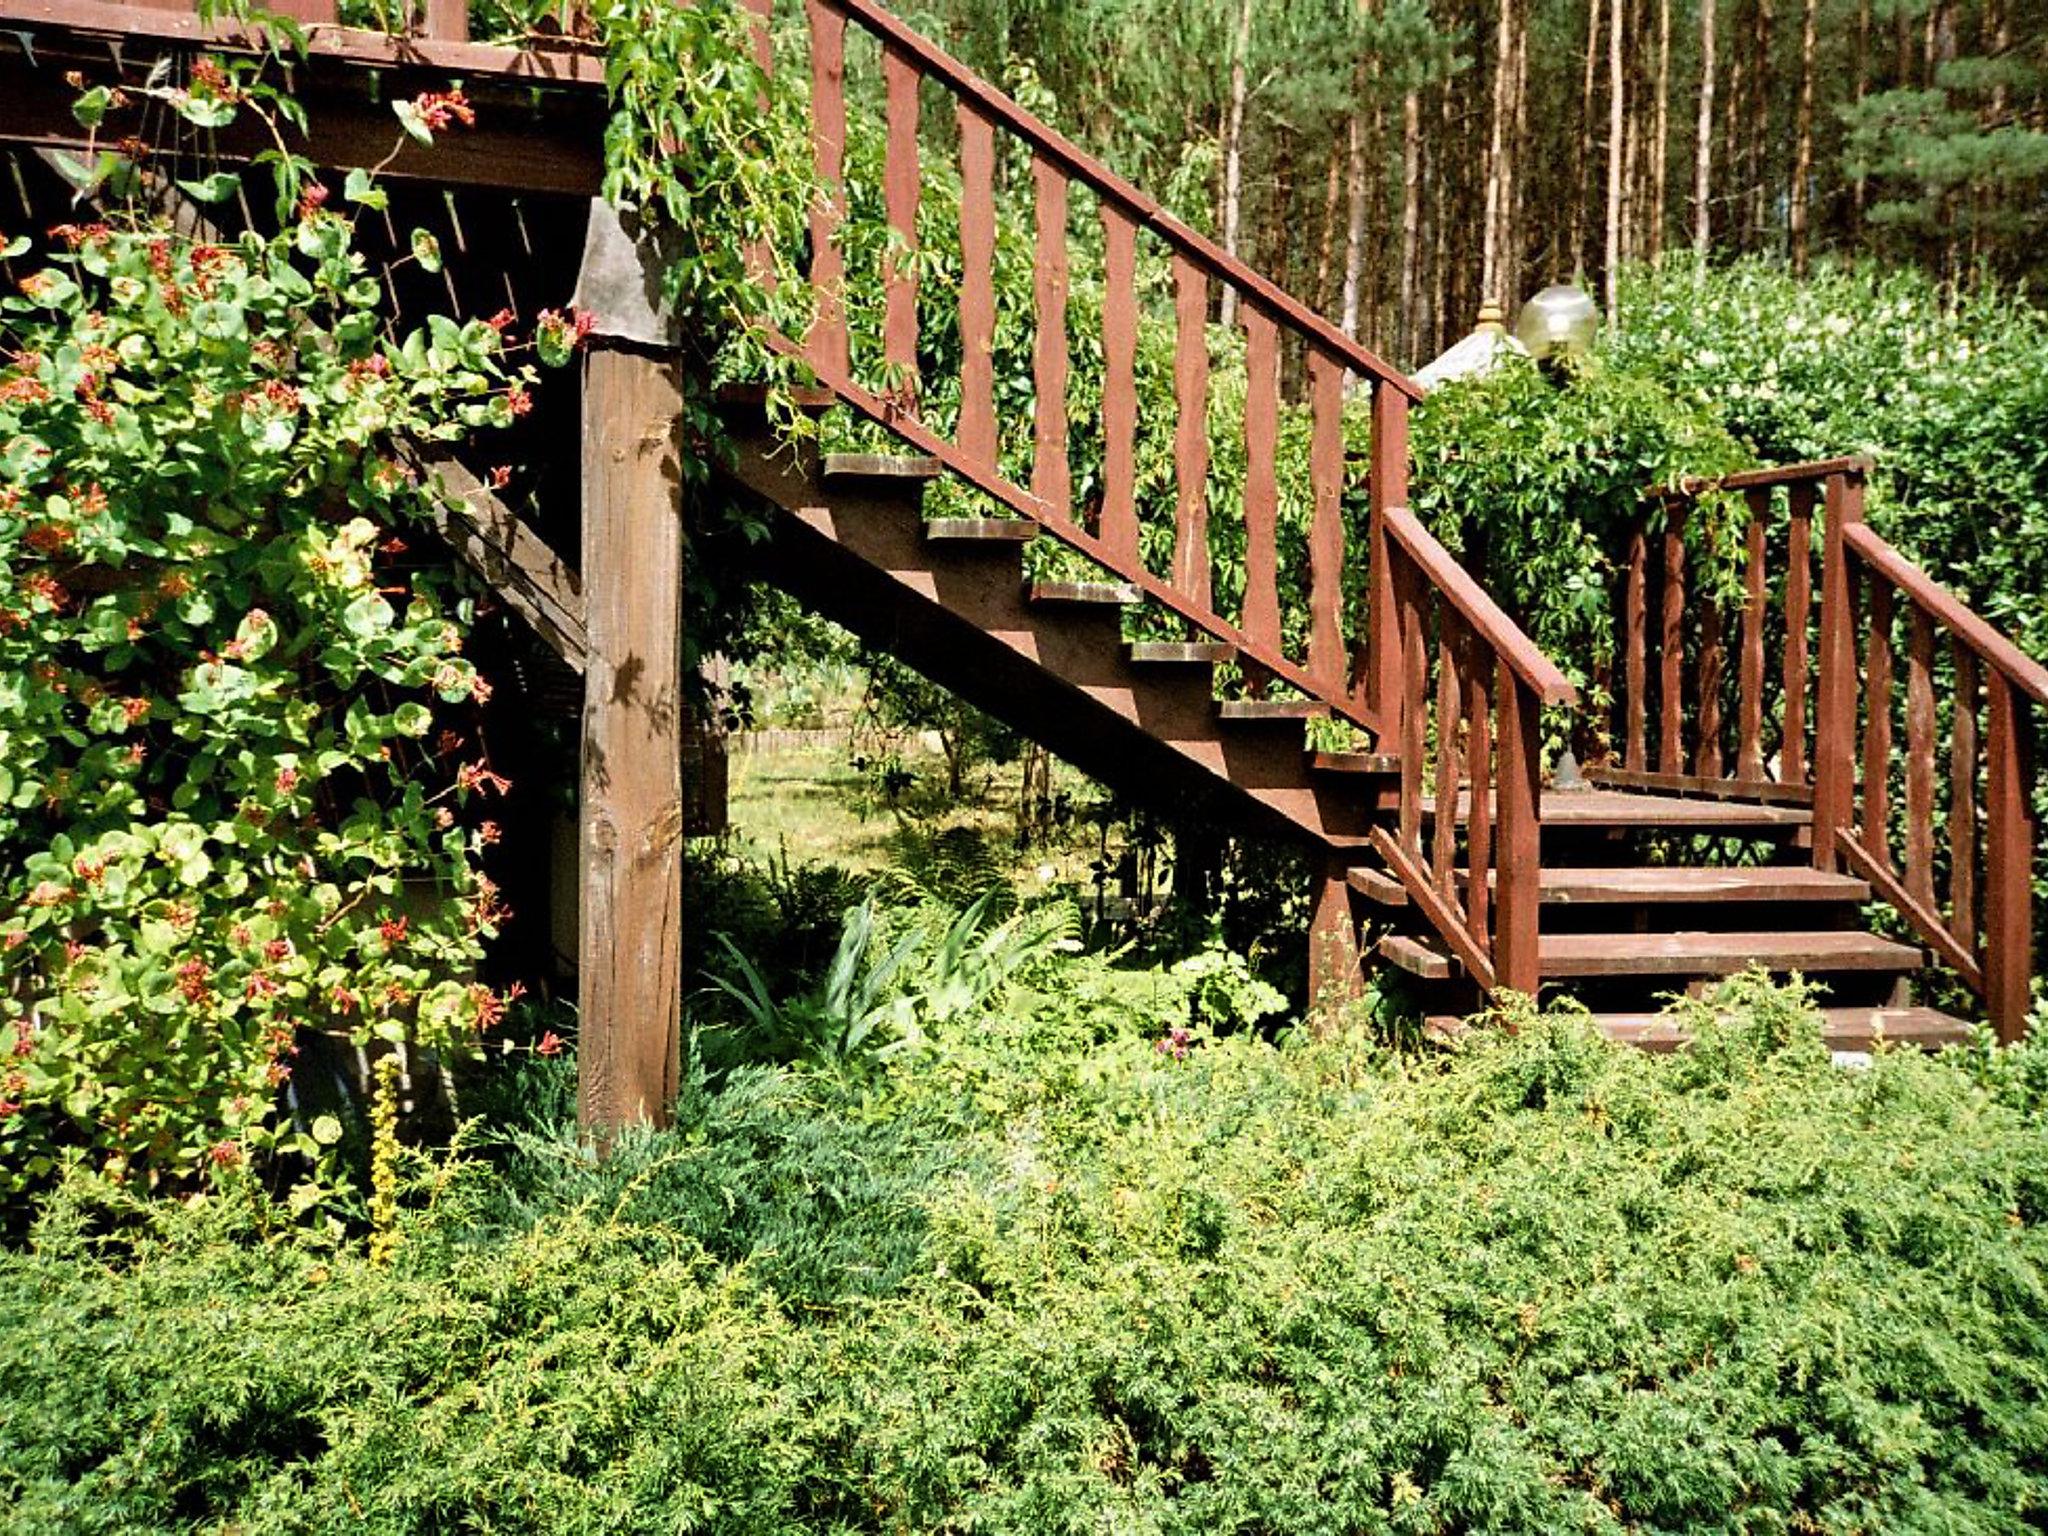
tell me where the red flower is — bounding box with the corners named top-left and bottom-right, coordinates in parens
top-left (535, 1030), bottom-right (565, 1058)
top-left (379, 915), bottom-right (409, 947)
top-left (410, 87), bottom-right (476, 131)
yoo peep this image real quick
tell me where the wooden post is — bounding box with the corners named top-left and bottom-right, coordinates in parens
top-left (1308, 856), bottom-right (1362, 1029)
top-left (1811, 466), bottom-right (1865, 872)
top-left (574, 204), bottom-right (688, 1137)
top-left (1368, 382), bottom-right (1409, 731)
top-left (1493, 666), bottom-right (1544, 996)
top-left (1985, 672), bottom-right (2037, 1043)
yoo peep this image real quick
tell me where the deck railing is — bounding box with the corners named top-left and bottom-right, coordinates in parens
top-left (1601, 456), bottom-right (2045, 1039)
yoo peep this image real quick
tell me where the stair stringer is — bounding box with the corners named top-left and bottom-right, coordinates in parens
top-left (718, 430), bottom-right (1390, 854)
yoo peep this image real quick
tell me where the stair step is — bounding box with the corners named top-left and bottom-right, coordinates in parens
top-left (1427, 788), bottom-right (1812, 830)
top-left (1352, 864), bottom-right (1871, 907)
top-left (1378, 928), bottom-right (1923, 981)
top-left (821, 452), bottom-right (943, 486)
top-left (1425, 1006), bottom-right (1972, 1054)
top-left (1218, 699), bottom-right (1329, 722)
top-left (1309, 750), bottom-right (1401, 775)
top-left (1029, 580), bottom-right (1141, 606)
top-left (926, 518), bottom-right (1037, 544)
top-left (1128, 641), bottom-right (1235, 664)
top-left (714, 381), bottom-right (837, 414)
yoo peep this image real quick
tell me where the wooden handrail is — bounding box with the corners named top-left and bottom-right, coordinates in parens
top-left (1671, 455), bottom-right (1874, 495)
top-left (1843, 524), bottom-right (2048, 710)
top-left (820, 0), bottom-right (1422, 402)
top-left (1382, 507), bottom-right (1578, 705)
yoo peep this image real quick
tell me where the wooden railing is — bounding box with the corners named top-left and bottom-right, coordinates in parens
top-left (752, 0), bottom-right (1429, 736)
top-left (1373, 509), bottom-right (1578, 993)
top-left (1598, 456), bottom-right (2045, 1039)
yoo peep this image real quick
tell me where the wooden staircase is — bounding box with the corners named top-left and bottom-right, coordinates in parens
top-left (718, 0), bottom-right (2043, 1047)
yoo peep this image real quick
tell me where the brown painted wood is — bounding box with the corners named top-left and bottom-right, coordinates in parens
top-left (1433, 633), bottom-right (1463, 899)
top-left (1660, 499), bottom-right (1687, 776)
top-left (1862, 575), bottom-right (1894, 865)
top-left (1241, 304), bottom-right (1283, 661)
top-left (1370, 828), bottom-right (1498, 990)
top-left (1625, 525), bottom-right (1648, 772)
top-left (955, 101), bottom-right (998, 471)
top-left (416, 448), bottom-right (585, 670)
top-left (1307, 856), bottom-right (1363, 1019)
top-left (579, 344), bottom-right (686, 1137)
top-left (1381, 508), bottom-right (1577, 704)
top-left (1905, 603), bottom-right (1938, 906)
top-left (1811, 468), bottom-right (1866, 872)
top-left (806, 0), bottom-right (850, 378)
top-left (1737, 497), bottom-right (1767, 779)
top-left (763, 331), bottom-right (1381, 732)
top-left (798, 0), bottom-right (1421, 400)
top-left (1307, 348), bottom-right (1346, 694)
top-left (1589, 1005), bottom-right (1969, 1053)
top-left (881, 43), bottom-right (921, 406)
top-left (1582, 765), bottom-right (1813, 804)
top-left (1950, 642), bottom-right (1980, 946)
top-left (1171, 255), bottom-right (1212, 607)
top-left (1463, 645), bottom-right (1493, 947)
top-left (821, 452), bottom-right (941, 483)
top-left (1835, 830), bottom-right (1984, 990)
top-left (1030, 154), bottom-right (1071, 519)
top-left (421, 0), bottom-right (465, 42)
top-left (1427, 787), bottom-right (1812, 829)
top-left (1099, 202), bottom-right (1140, 562)
top-left (1985, 672), bottom-right (2037, 1042)
top-left (1679, 455), bottom-right (1874, 493)
top-left (926, 518), bottom-right (1035, 544)
top-left (1697, 595), bottom-right (1726, 779)
top-left (1493, 666), bottom-right (1543, 995)
top-left (1537, 929), bottom-right (1921, 978)
top-left (1217, 700), bottom-right (1327, 721)
top-left (1781, 482), bottom-right (1815, 785)
top-left (1398, 566), bottom-right (1427, 859)
top-left (1844, 523), bottom-right (2048, 708)
top-left (1369, 384), bottom-right (1411, 728)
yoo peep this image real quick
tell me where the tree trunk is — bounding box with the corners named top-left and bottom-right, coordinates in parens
top-left (1723, 0), bottom-right (1745, 252)
top-left (1219, 0), bottom-right (1253, 328)
top-left (1507, 1), bottom-right (1529, 304)
top-left (1340, 92), bottom-right (1368, 338)
top-left (1365, 85), bottom-right (1387, 349)
top-left (1790, 0), bottom-right (1817, 274)
top-left (1482, 0), bottom-right (1514, 307)
top-left (1693, 0), bottom-right (1716, 263)
top-left (1604, 0), bottom-right (1624, 321)
top-left (1851, 0), bottom-right (1869, 234)
top-left (1314, 136), bottom-right (1343, 315)
top-left (1399, 88), bottom-right (1421, 362)
top-left (1649, 0), bottom-right (1670, 261)
top-left (1572, 0), bottom-right (1602, 277)
top-left (1748, 0), bottom-right (1772, 246)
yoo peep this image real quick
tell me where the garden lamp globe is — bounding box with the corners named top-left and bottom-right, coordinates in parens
top-left (1515, 283), bottom-right (1599, 362)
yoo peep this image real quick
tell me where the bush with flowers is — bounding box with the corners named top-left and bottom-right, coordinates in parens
top-left (0, 63), bottom-right (578, 1201)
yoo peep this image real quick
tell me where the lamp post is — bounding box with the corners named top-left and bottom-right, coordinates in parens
top-left (1515, 283), bottom-right (1600, 364)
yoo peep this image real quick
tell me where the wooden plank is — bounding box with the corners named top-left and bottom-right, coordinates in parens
top-left (881, 43), bottom-right (921, 406)
top-left (1659, 499), bottom-right (1687, 776)
top-left (1306, 348), bottom-right (1346, 694)
top-left (1432, 633), bottom-right (1463, 900)
top-left (1398, 566), bottom-right (1427, 858)
top-left (1428, 787), bottom-right (1812, 828)
top-left (1811, 467), bottom-right (1865, 872)
top-left (1862, 575), bottom-right (1894, 865)
top-left (1493, 665), bottom-right (1543, 994)
top-left (1591, 1006), bottom-right (1969, 1053)
top-left (1582, 765), bottom-right (1814, 805)
top-left (1950, 643), bottom-right (1979, 947)
top-left (1099, 202), bottom-right (1140, 561)
top-left (1537, 929), bottom-right (1921, 979)
top-left (1844, 523), bottom-right (2048, 708)
top-left (1625, 525), bottom-right (1648, 772)
top-left (1369, 383), bottom-right (1411, 725)
top-left (1307, 856), bottom-right (1362, 1021)
top-left (1030, 154), bottom-right (1071, 519)
top-left (806, 0), bottom-right (850, 377)
top-left (579, 344), bottom-right (686, 1136)
top-left (1985, 672), bottom-right (2037, 1042)
top-left (1370, 828), bottom-right (1498, 990)
top-left (955, 101), bottom-right (998, 471)
top-left (421, 0), bottom-right (466, 42)
top-left (1240, 303), bottom-right (1283, 660)
top-left (1697, 595), bottom-right (1726, 779)
top-left (1737, 497), bottom-right (1767, 780)
top-left (1905, 603), bottom-right (1938, 906)
top-left (1463, 645), bottom-right (1492, 948)
top-left (1171, 255), bottom-right (1212, 607)
top-left (1834, 831), bottom-right (1985, 991)
top-left (1781, 483), bottom-right (1815, 785)
top-left (1680, 455), bottom-right (1874, 493)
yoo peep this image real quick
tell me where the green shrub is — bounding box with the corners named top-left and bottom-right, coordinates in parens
top-left (7, 974), bottom-right (2048, 1533)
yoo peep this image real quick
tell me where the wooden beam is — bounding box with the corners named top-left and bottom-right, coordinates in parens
top-left (1307, 855), bottom-right (1363, 1029)
top-left (414, 448), bottom-right (586, 671)
top-left (578, 336), bottom-right (686, 1136)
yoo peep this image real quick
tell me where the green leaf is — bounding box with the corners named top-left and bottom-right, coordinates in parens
top-left (309, 1115), bottom-right (344, 1147)
top-left (70, 86), bottom-right (114, 130)
top-left (176, 171), bottom-right (242, 205)
top-left (393, 99), bottom-right (434, 147)
top-left (410, 229), bottom-right (443, 275)
top-left (343, 166), bottom-right (388, 211)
